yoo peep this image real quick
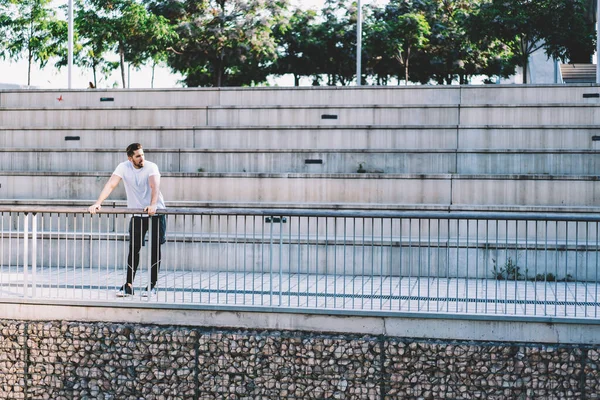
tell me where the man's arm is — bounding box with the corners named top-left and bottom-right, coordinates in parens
top-left (88, 174), bottom-right (122, 214)
top-left (144, 174), bottom-right (161, 216)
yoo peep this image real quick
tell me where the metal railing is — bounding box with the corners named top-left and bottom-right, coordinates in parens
top-left (1, 206), bottom-right (599, 320)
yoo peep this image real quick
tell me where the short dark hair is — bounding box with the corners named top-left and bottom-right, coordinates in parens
top-left (126, 143), bottom-right (143, 157)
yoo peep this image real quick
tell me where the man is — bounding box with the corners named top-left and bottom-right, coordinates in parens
top-left (88, 143), bottom-right (166, 297)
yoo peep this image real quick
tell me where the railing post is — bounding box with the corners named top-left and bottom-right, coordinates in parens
top-left (147, 216), bottom-right (153, 300)
top-left (23, 212), bottom-right (29, 298)
top-left (31, 213), bottom-right (37, 298)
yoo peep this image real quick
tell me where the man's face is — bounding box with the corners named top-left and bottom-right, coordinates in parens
top-left (129, 149), bottom-right (145, 169)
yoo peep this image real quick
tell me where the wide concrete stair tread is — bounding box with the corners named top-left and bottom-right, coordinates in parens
top-left (1, 171), bottom-right (599, 207)
top-left (1, 85), bottom-right (599, 107)
top-left (1, 147), bottom-right (599, 175)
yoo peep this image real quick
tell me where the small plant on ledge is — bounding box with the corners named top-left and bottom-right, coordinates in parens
top-left (492, 256), bottom-right (527, 280)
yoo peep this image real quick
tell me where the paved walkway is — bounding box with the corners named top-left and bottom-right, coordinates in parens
top-left (1, 266), bottom-right (598, 319)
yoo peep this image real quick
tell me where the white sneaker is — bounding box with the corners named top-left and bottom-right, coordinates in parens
top-left (141, 287), bottom-right (157, 298)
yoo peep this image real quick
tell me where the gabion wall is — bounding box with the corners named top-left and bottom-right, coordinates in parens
top-left (0, 319), bottom-right (598, 399)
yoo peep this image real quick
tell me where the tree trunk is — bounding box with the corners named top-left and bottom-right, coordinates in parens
top-left (119, 44), bottom-right (126, 88)
top-left (522, 55), bottom-right (528, 84)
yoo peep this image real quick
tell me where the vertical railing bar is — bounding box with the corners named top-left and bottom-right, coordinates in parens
top-left (554, 221), bottom-right (559, 317)
top-left (341, 217), bottom-right (346, 310)
top-left (200, 214), bottom-right (205, 305)
top-left (417, 217), bottom-right (422, 312)
top-left (465, 219), bottom-right (470, 314)
top-left (145, 217), bottom-right (152, 302)
top-left (494, 219), bottom-right (499, 314)
top-left (585, 221), bottom-right (589, 317)
top-left (427, 218), bottom-right (431, 312)
top-left (544, 221), bottom-right (549, 316)
top-left (408, 218), bottom-right (412, 312)
top-left (243, 215), bottom-right (248, 306)
top-left (389, 218), bottom-right (394, 311)
top-left (282, 214), bottom-right (287, 308)
top-left (268, 214), bottom-right (274, 307)
top-left (594, 222), bottom-right (600, 318)
top-left (234, 215), bottom-right (239, 306)
top-left (380, 217), bottom-right (384, 311)
top-left (316, 216), bottom-right (320, 309)
top-left (446, 219), bottom-right (451, 313)
top-left (371, 217), bottom-right (375, 311)
top-left (23, 213), bottom-right (29, 298)
top-left (513, 219), bottom-right (527, 314)
top-left (576, 221), bottom-right (580, 317)
top-left (226, 215), bottom-right (231, 306)
top-left (361, 217), bottom-right (366, 311)
top-left (455, 218), bottom-right (460, 313)
top-left (297, 216), bottom-right (301, 308)
top-left (564, 222), bottom-right (569, 316)
top-left (437, 218), bottom-right (441, 313)
top-left (534, 220), bottom-right (538, 316)
top-left (252, 215), bottom-right (256, 306)
top-left (334, 216), bottom-right (338, 309)
top-left (73, 214), bottom-right (77, 298)
top-left (324, 217), bottom-right (328, 309)
top-left (31, 213), bottom-right (37, 298)
top-left (352, 217), bottom-right (356, 310)
top-left (399, 218), bottom-right (403, 311)
top-left (475, 219), bottom-right (480, 314)
top-left (524, 220), bottom-right (529, 316)
top-left (187, 214), bottom-right (191, 304)
top-left (217, 215), bottom-right (222, 305)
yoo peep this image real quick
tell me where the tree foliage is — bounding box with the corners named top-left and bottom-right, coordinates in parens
top-left (149, 0), bottom-right (289, 87)
top-left (0, 0), bottom-right (596, 87)
top-left (0, 0), bottom-right (66, 86)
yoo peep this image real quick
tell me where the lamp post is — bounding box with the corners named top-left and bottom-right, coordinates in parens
top-left (356, 0), bottom-right (362, 86)
top-left (68, 0), bottom-right (73, 89)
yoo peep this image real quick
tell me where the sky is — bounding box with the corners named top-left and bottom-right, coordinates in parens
top-left (1, 0), bottom-right (382, 89)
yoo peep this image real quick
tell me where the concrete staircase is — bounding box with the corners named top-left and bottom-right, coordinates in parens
top-left (0, 85), bottom-right (599, 209)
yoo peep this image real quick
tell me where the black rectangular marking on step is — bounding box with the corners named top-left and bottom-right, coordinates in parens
top-left (305, 159), bottom-right (323, 164)
top-left (321, 114), bottom-right (338, 120)
top-left (592, 136), bottom-right (600, 141)
top-left (65, 136), bottom-right (81, 141)
top-left (583, 93), bottom-right (600, 98)
top-left (100, 97), bottom-right (115, 102)
top-left (265, 216), bottom-right (287, 223)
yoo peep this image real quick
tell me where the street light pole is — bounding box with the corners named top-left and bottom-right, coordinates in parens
top-left (68, 0), bottom-right (73, 89)
top-left (356, 0), bottom-right (362, 86)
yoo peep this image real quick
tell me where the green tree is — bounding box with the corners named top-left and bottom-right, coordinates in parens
top-left (315, 0), bottom-right (357, 85)
top-left (271, 7), bottom-right (320, 86)
top-left (393, 12), bottom-right (430, 84)
top-left (420, 0), bottom-right (514, 85)
top-left (539, 0), bottom-right (595, 64)
top-left (81, 0), bottom-right (174, 88)
top-left (150, 0), bottom-right (289, 87)
top-left (0, 0), bottom-right (67, 86)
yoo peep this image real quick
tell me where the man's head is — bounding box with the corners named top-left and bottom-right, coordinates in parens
top-left (126, 143), bottom-right (145, 169)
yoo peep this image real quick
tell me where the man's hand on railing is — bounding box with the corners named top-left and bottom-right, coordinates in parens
top-left (144, 204), bottom-right (157, 216)
top-left (88, 203), bottom-right (102, 214)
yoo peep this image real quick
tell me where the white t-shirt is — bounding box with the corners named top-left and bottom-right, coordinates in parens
top-left (113, 160), bottom-right (166, 210)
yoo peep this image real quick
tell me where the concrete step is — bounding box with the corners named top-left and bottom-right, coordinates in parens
top-left (0, 104), bottom-right (461, 128)
top-left (1, 85), bottom-right (598, 108)
top-left (1, 125), bottom-right (599, 150)
top-left (1, 103), bottom-right (599, 128)
top-left (0, 172), bottom-right (598, 207)
top-left (1, 148), bottom-right (599, 175)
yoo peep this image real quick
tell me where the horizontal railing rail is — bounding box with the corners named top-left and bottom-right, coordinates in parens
top-left (1, 206), bottom-right (599, 321)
